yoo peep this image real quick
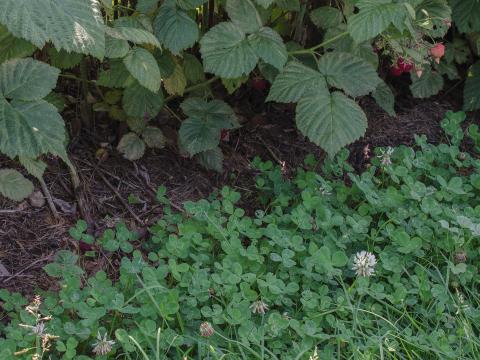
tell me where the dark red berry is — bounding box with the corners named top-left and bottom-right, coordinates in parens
top-left (220, 129), bottom-right (229, 142)
top-left (251, 78), bottom-right (268, 91)
top-left (390, 66), bottom-right (403, 77)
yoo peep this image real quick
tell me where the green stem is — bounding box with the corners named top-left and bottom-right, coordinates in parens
top-left (287, 31), bottom-right (350, 56)
top-left (165, 76), bottom-right (219, 103)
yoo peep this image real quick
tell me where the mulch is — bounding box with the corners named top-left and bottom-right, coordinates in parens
top-left (0, 94), bottom-right (457, 294)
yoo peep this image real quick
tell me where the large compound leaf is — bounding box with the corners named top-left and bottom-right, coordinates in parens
top-left (248, 27), bottom-right (287, 70)
top-left (347, 0), bottom-right (403, 43)
top-left (200, 22), bottom-right (258, 78)
top-left (0, 169), bottom-right (33, 201)
top-left (410, 69), bottom-right (444, 98)
top-left (266, 61), bottom-right (327, 103)
top-left (296, 89), bottom-right (367, 156)
top-left (153, 2), bottom-right (199, 55)
top-left (0, 58), bottom-right (59, 101)
top-left (226, 0), bottom-right (263, 34)
top-left (450, 0), bottom-right (480, 33)
top-left (0, 0), bottom-right (105, 58)
top-left (464, 62), bottom-right (480, 111)
top-left (0, 25), bottom-right (36, 64)
top-left (122, 82), bottom-right (164, 118)
top-left (317, 52), bottom-right (381, 97)
top-left (179, 98), bottom-right (239, 155)
top-left (123, 48), bottom-right (161, 92)
top-left (0, 98), bottom-right (65, 158)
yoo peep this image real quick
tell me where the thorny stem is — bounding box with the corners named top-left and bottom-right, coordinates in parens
top-left (287, 31), bottom-right (350, 56)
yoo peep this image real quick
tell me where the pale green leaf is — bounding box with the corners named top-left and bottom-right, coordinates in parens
top-left (372, 81), bottom-right (396, 116)
top-left (0, 0), bottom-right (105, 58)
top-left (105, 36), bottom-right (130, 59)
top-left (47, 48), bottom-right (83, 69)
top-left (296, 89), bottom-right (367, 156)
top-left (97, 60), bottom-right (136, 88)
top-left (153, 2), bottom-right (199, 54)
top-left (106, 26), bottom-right (160, 48)
top-left (0, 98), bottom-right (66, 158)
top-left (464, 62), bottom-right (480, 111)
top-left (142, 126), bottom-right (166, 148)
top-left (450, 0), bottom-right (480, 33)
top-left (196, 147), bottom-right (224, 172)
top-left (0, 24), bottom-right (36, 64)
top-left (317, 52), bottom-right (381, 97)
top-left (347, 0), bottom-right (403, 43)
top-left (0, 58), bottom-right (60, 101)
top-left (248, 27), bottom-right (287, 70)
top-left (200, 22), bottom-right (258, 78)
top-left (164, 63), bottom-right (187, 96)
top-left (0, 169), bottom-right (33, 201)
top-left (226, 0), bottom-right (263, 34)
top-left (410, 69), bottom-right (444, 98)
top-left (310, 7), bottom-right (344, 29)
top-left (255, 0), bottom-right (275, 9)
top-left (266, 61), bottom-right (327, 103)
top-left (19, 156), bottom-right (47, 179)
top-left (123, 48), bottom-right (161, 92)
top-left (122, 82), bottom-right (164, 118)
top-left (117, 132), bottom-right (146, 160)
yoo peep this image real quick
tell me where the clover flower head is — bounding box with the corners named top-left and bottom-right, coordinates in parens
top-left (352, 251), bottom-right (377, 277)
top-left (92, 332), bottom-right (115, 356)
top-left (30, 322), bottom-right (46, 336)
top-left (250, 300), bottom-right (269, 315)
top-left (309, 347), bottom-right (319, 360)
top-left (199, 322), bottom-right (214, 337)
top-left (378, 147), bottom-right (394, 166)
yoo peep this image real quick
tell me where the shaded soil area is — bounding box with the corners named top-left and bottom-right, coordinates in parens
top-left (0, 95), bottom-right (457, 294)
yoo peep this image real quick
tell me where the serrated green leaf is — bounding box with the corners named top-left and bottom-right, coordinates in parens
top-left (47, 48), bottom-right (83, 69)
top-left (179, 98), bottom-right (238, 155)
top-left (156, 50), bottom-right (176, 78)
top-left (464, 61), bottom-right (480, 111)
top-left (196, 147), bottom-right (224, 172)
top-left (122, 82), bottom-right (164, 118)
top-left (410, 69), bottom-right (444, 98)
top-left (0, 58), bottom-right (60, 101)
top-left (275, 0), bottom-right (300, 11)
top-left (296, 89), bottom-right (367, 156)
top-left (0, 98), bottom-right (66, 158)
top-left (416, 0), bottom-right (452, 37)
top-left (0, 0), bottom-right (105, 59)
top-left (450, 0), bottom-right (480, 33)
top-left (19, 157), bottom-right (47, 179)
top-left (267, 61), bottom-right (327, 103)
top-left (117, 133), bottom-right (146, 160)
top-left (317, 52), bottom-right (381, 97)
top-left (255, 0), bottom-right (275, 9)
top-left (105, 36), bottom-right (130, 58)
top-left (106, 26), bottom-right (160, 48)
top-left (153, 2), bottom-right (199, 55)
top-left (0, 24), bottom-right (36, 64)
top-left (310, 7), bottom-right (344, 29)
top-left (222, 76), bottom-right (248, 94)
top-left (372, 81), bottom-right (396, 116)
top-left (0, 169), bottom-right (33, 201)
top-left (126, 117), bottom-right (147, 133)
top-left (123, 48), bottom-right (161, 93)
top-left (226, 0), bottom-right (263, 34)
top-left (347, 0), bottom-right (403, 43)
top-left (164, 63), bottom-right (187, 96)
top-left (44, 92), bottom-right (66, 112)
top-left (183, 54), bottom-right (206, 84)
top-left (248, 27), bottom-right (287, 70)
top-left (200, 22), bottom-right (258, 78)
top-left (97, 60), bottom-right (136, 88)
top-left (142, 126), bottom-right (166, 148)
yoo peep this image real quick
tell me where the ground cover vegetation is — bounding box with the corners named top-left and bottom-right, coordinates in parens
top-left (0, 111), bottom-right (480, 359)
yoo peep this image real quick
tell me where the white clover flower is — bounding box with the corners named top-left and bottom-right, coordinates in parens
top-left (309, 347), bottom-right (319, 360)
top-left (378, 147), bottom-right (394, 166)
top-left (250, 300), bottom-right (269, 315)
top-left (352, 251), bottom-right (377, 277)
top-left (92, 332), bottom-right (115, 356)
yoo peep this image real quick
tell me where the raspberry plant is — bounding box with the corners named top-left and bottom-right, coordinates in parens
top-left (0, 0), bottom-right (478, 201)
